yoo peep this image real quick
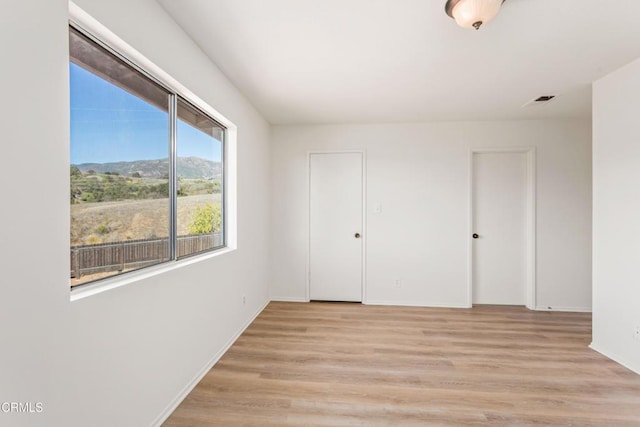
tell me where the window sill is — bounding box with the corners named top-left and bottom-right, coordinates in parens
top-left (70, 246), bottom-right (235, 302)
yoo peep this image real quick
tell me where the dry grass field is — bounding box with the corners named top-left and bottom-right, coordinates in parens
top-left (70, 193), bottom-right (222, 246)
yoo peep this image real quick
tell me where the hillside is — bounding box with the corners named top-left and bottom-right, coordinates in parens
top-left (70, 194), bottom-right (222, 246)
top-left (73, 156), bottom-right (221, 179)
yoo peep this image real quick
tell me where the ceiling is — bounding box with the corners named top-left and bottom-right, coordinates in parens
top-left (157, 0), bottom-right (640, 125)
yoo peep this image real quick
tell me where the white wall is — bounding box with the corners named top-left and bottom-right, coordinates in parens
top-left (592, 57), bottom-right (640, 374)
top-left (0, 1), bottom-right (271, 426)
top-left (271, 120), bottom-right (592, 311)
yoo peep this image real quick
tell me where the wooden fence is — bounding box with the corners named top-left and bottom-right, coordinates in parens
top-left (70, 232), bottom-right (223, 278)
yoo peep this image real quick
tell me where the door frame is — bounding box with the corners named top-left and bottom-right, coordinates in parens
top-left (468, 147), bottom-right (537, 309)
top-left (306, 150), bottom-right (367, 303)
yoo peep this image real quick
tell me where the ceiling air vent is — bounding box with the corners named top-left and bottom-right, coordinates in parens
top-left (534, 95), bottom-right (555, 102)
top-left (522, 95), bottom-right (557, 108)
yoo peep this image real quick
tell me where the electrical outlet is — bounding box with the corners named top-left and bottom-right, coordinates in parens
top-left (394, 279), bottom-right (402, 288)
top-left (242, 295), bottom-right (246, 305)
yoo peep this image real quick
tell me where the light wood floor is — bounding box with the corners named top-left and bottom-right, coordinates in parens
top-left (163, 302), bottom-right (640, 426)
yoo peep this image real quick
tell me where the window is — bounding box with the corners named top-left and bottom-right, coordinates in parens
top-left (176, 98), bottom-right (225, 258)
top-left (69, 26), bottom-right (226, 288)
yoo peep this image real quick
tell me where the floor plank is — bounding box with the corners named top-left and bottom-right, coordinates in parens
top-left (163, 302), bottom-right (640, 426)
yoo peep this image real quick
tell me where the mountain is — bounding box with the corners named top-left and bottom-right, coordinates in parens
top-left (73, 157), bottom-right (222, 180)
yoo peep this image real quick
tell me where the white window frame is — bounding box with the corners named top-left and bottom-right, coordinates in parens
top-left (69, 2), bottom-right (238, 301)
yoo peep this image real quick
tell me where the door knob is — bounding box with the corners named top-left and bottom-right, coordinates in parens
top-left (354, 233), bottom-right (361, 238)
top-left (472, 233), bottom-right (479, 239)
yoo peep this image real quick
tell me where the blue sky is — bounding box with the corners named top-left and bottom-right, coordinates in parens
top-left (70, 62), bottom-right (221, 164)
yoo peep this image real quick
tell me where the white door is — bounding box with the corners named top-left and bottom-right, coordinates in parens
top-left (309, 152), bottom-right (363, 302)
top-left (472, 151), bottom-right (527, 305)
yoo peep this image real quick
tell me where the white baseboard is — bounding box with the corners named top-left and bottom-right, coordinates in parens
top-left (150, 299), bottom-right (270, 427)
top-left (364, 300), bottom-right (470, 309)
top-left (270, 296), bottom-right (309, 302)
top-left (534, 306), bottom-right (592, 313)
top-left (589, 343), bottom-right (640, 375)
top-left (269, 298), bottom-right (592, 312)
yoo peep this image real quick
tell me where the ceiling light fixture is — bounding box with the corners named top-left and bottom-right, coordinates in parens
top-left (445, 0), bottom-right (506, 30)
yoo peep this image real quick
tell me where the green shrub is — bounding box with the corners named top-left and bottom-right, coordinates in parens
top-left (188, 203), bottom-right (221, 234)
top-left (95, 222), bottom-right (110, 235)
